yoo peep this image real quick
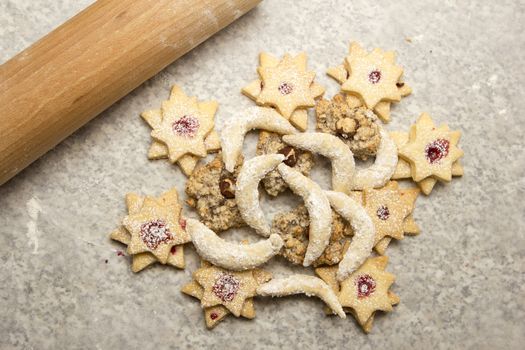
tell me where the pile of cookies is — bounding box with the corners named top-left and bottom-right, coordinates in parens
top-left (109, 42), bottom-right (464, 332)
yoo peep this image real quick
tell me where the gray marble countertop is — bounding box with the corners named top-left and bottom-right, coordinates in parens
top-left (1, 1), bottom-right (524, 349)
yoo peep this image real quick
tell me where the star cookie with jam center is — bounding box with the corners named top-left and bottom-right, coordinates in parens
top-left (192, 263), bottom-right (268, 317)
top-left (328, 42), bottom-right (409, 121)
top-left (122, 188), bottom-right (191, 264)
top-left (315, 256), bottom-right (399, 333)
top-left (182, 261), bottom-right (272, 328)
top-left (341, 43), bottom-right (404, 109)
top-left (242, 53), bottom-right (323, 128)
top-left (371, 186), bottom-right (420, 255)
top-left (398, 113), bottom-right (464, 183)
top-left (109, 190), bottom-right (186, 272)
top-left (391, 130), bottom-right (464, 195)
top-left (149, 85), bottom-right (217, 164)
top-left (141, 105), bottom-right (220, 176)
top-left (362, 181), bottom-right (419, 247)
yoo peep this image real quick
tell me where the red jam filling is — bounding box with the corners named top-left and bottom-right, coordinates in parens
top-left (210, 312), bottom-right (219, 320)
top-left (139, 219), bottom-right (173, 250)
top-left (356, 274), bottom-right (376, 298)
top-left (425, 139), bottom-right (450, 164)
top-left (212, 273), bottom-right (240, 302)
top-left (368, 70), bottom-right (381, 84)
top-left (376, 205), bottom-right (390, 220)
top-left (170, 246), bottom-right (177, 255)
top-left (278, 82), bottom-right (294, 95)
top-left (172, 115), bottom-right (199, 137)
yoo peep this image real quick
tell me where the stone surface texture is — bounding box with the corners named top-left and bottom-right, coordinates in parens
top-left (1, 0), bottom-right (524, 349)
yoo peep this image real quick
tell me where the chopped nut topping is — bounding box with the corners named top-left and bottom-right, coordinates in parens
top-left (278, 146), bottom-right (298, 167)
top-left (219, 177), bottom-right (236, 199)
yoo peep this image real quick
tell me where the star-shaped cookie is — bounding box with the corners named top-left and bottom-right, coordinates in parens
top-left (145, 85), bottom-right (218, 168)
top-left (242, 52), bottom-right (325, 130)
top-left (362, 181), bottom-right (419, 249)
top-left (327, 42), bottom-right (411, 122)
top-left (391, 130), bottom-right (464, 195)
top-left (315, 256), bottom-right (399, 333)
top-left (122, 188), bottom-right (191, 264)
top-left (371, 185), bottom-right (420, 255)
top-left (182, 261), bottom-right (272, 328)
top-left (398, 113), bottom-right (464, 183)
top-left (109, 189), bottom-right (187, 272)
top-left (142, 106), bottom-right (221, 176)
top-left (189, 262), bottom-right (270, 318)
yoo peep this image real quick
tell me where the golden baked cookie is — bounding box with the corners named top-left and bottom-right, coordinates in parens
top-left (256, 131), bottom-right (314, 197)
top-left (316, 256), bottom-right (399, 333)
top-left (391, 130), bottom-right (464, 195)
top-left (182, 260), bottom-right (272, 329)
top-left (398, 113), bottom-right (464, 182)
top-left (185, 154), bottom-right (245, 232)
top-left (362, 181), bottom-right (419, 249)
top-left (109, 190), bottom-right (186, 272)
top-left (327, 42), bottom-right (411, 122)
top-left (141, 108), bottom-right (221, 176)
top-left (316, 94), bottom-right (381, 160)
top-left (242, 52), bottom-right (325, 130)
top-left (193, 264), bottom-right (266, 317)
top-left (141, 85), bottom-right (219, 175)
top-left (271, 204), bottom-right (353, 267)
top-left (122, 189), bottom-right (190, 264)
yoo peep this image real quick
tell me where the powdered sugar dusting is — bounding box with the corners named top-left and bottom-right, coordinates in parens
top-left (212, 272), bottom-right (240, 302)
top-left (172, 115), bottom-right (199, 137)
top-left (220, 106), bottom-right (297, 172)
top-left (282, 133), bottom-right (355, 193)
top-left (256, 274), bottom-right (345, 318)
top-left (325, 191), bottom-right (375, 282)
top-left (140, 220), bottom-right (173, 250)
top-left (236, 154), bottom-right (285, 236)
top-left (187, 219), bottom-right (283, 271)
top-left (351, 127), bottom-right (398, 189)
top-left (277, 164), bottom-right (332, 266)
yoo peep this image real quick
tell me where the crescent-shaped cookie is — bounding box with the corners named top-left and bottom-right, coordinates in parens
top-left (221, 106), bottom-right (297, 172)
top-left (187, 219), bottom-right (283, 271)
top-left (324, 191), bottom-right (375, 281)
top-left (256, 275), bottom-right (346, 318)
top-left (351, 128), bottom-right (398, 190)
top-left (236, 154), bottom-right (286, 237)
top-left (277, 164), bottom-right (332, 266)
top-left (282, 133), bottom-right (356, 193)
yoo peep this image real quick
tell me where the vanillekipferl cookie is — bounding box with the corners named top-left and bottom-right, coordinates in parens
top-left (235, 154), bottom-right (286, 236)
top-left (220, 106), bottom-right (297, 173)
top-left (282, 133), bottom-right (356, 194)
top-left (256, 274), bottom-right (346, 318)
top-left (277, 163), bottom-right (332, 267)
top-left (187, 219), bottom-right (283, 271)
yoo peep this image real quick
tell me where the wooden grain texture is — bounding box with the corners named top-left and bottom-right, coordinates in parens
top-left (0, 0), bottom-right (261, 185)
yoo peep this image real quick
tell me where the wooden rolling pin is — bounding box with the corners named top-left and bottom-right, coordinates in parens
top-left (0, 0), bottom-right (261, 186)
